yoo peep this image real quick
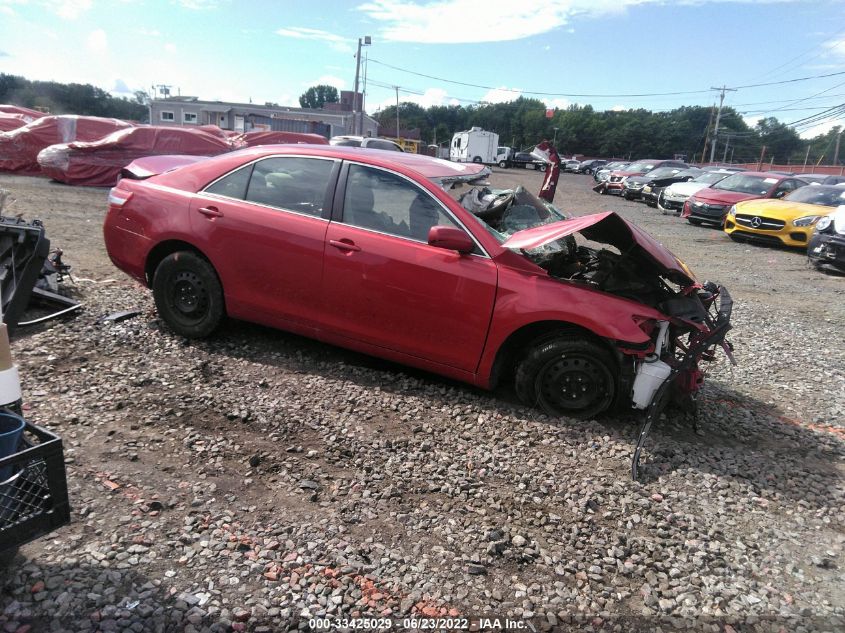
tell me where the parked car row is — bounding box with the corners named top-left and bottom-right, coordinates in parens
top-left (585, 156), bottom-right (845, 273)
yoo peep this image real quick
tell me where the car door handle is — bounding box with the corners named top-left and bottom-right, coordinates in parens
top-left (329, 239), bottom-right (361, 252)
top-left (197, 206), bottom-right (224, 218)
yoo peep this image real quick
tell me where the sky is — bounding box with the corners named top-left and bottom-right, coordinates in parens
top-left (1, 0), bottom-right (844, 140)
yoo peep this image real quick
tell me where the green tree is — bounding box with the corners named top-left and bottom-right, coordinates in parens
top-left (298, 84), bottom-right (339, 109)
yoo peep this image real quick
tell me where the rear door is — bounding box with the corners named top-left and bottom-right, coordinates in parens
top-left (320, 162), bottom-right (498, 372)
top-left (189, 155), bottom-right (339, 329)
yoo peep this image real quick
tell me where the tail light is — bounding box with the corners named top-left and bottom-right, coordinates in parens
top-left (681, 199), bottom-right (691, 217)
top-left (108, 188), bottom-right (133, 208)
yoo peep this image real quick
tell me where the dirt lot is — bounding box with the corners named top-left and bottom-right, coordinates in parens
top-left (0, 169), bottom-right (843, 632)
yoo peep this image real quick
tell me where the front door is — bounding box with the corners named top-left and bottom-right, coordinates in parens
top-left (321, 163), bottom-right (498, 372)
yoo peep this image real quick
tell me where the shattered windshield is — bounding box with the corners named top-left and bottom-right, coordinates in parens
top-left (445, 184), bottom-right (568, 243)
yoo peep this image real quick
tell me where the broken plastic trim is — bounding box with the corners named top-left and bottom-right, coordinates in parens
top-left (631, 286), bottom-right (734, 480)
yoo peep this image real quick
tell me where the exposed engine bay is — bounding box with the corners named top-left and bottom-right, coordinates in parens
top-left (458, 185), bottom-right (685, 309)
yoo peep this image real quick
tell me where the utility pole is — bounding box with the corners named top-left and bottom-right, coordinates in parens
top-left (802, 145), bottom-right (811, 173)
top-left (352, 36), bottom-right (371, 135)
top-left (757, 145), bottom-right (767, 171)
top-left (701, 104), bottom-right (715, 166)
top-left (722, 135), bottom-right (731, 163)
top-left (359, 52), bottom-right (369, 137)
top-left (395, 86), bottom-right (400, 142)
top-left (709, 85), bottom-right (737, 164)
top-left (834, 129), bottom-right (842, 166)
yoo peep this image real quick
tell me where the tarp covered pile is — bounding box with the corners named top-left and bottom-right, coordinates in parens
top-left (0, 104), bottom-right (333, 186)
top-left (0, 115), bottom-right (132, 175)
top-left (38, 126), bottom-right (232, 186)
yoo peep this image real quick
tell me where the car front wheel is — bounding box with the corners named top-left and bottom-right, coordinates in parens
top-left (498, 160), bottom-right (508, 168)
top-left (538, 164), bottom-right (547, 172)
top-left (153, 251), bottom-right (225, 338)
top-left (515, 337), bottom-right (616, 419)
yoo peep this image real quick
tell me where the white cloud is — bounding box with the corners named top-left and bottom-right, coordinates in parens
top-left (369, 87), bottom-right (450, 112)
top-left (137, 28), bottom-right (162, 37)
top-left (164, 42), bottom-right (177, 53)
top-left (308, 74), bottom-right (347, 90)
top-left (798, 118), bottom-right (841, 139)
top-left (825, 36), bottom-right (845, 57)
top-left (543, 97), bottom-right (571, 110)
top-left (356, 0), bottom-right (636, 43)
top-left (611, 104), bottom-right (626, 112)
top-left (48, 0), bottom-right (92, 19)
top-left (276, 26), bottom-right (353, 53)
top-left (112, 78), bottom-right (131, 93)
top-left (480, 86), bottom-right (522, 103)
top-left (176, 0), bottom-right (222, 9)
top-left (86, 29), bottom-right (108, 54)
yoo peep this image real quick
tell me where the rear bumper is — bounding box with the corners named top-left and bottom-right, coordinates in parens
top-left (103, 221), bottom-right (152, 285)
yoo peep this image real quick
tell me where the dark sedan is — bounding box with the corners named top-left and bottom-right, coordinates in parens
top-left (640, 168), bottom-right (703, 206)
top-left (622, 166), bottom-right (698, 202)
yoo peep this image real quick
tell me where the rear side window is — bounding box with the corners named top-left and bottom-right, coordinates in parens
top-left (244, 157), bottom-right (334, 216)
top-left (204, 165), bottom-right (252, 199)
top-left (333, 139), bottom-right (361, 147)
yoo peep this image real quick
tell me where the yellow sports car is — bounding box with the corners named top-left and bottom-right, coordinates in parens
top-left (724, 184), bottom-right (845, 248)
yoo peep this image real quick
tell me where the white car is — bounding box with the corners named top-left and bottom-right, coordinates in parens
top-left (329, 136), bottom-right (404, 152)
top-left (657, 170), bottom-right (735, 214)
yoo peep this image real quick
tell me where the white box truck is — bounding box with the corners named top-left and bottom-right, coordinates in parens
top-left (450, 127), bottom-right (504, 164)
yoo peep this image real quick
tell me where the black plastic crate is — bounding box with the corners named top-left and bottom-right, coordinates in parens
top-left (0, 420), bottom-right (70, 553)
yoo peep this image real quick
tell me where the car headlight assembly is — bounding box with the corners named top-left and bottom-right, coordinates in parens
top-left (793, 215), bottom-right (820, 227)
top-left (816, 216), bottom-right (832, 232)
top-left (728, 205), bottom-right (737, 217)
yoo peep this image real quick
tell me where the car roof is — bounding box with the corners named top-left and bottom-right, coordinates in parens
top-left (151, 144), bottom-right (488, 186)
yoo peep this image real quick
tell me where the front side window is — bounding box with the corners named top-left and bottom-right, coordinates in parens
top-left (243, 157), bottom-right (334, 216)
top-left (342, 164), bottom-right (459, 242)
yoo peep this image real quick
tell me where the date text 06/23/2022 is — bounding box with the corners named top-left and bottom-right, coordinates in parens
top-left (308, 616), bottom-right (531, 630)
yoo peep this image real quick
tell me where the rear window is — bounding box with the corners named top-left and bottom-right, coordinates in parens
top-left (368, 140), bottom-right (401, 151)
top-left (785, 185), bottom-right (845, 207)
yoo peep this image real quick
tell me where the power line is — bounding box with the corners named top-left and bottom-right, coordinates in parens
top-left (369, 58), bottom-right (845, 100)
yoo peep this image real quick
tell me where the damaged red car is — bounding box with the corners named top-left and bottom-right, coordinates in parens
top-left (104, 146), bottom-right (732, 419)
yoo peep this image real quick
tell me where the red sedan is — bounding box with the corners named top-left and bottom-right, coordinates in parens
top-left (104, 145), bottom-right (732, 419)
top-left (682, 171), bottom-right (807, 226)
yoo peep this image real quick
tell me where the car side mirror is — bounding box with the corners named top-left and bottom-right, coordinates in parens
top-left (774, 190), bottom-right (787, 198)
top-left (428, 225), bottom-right (474, 254)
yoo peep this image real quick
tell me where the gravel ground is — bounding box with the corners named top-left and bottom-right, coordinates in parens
top-left (0, 169), bottom-right (843, 632)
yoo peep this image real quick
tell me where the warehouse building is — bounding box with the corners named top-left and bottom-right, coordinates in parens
top-left (149, 92), bottom-right (378, 138)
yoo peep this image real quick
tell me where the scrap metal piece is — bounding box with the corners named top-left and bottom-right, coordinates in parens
top-left (96, 309), bottom-right (141, 324)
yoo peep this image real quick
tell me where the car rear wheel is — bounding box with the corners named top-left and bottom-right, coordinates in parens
top-left (538, 164), bottom-right (547, 172)
top-left (498, 160), bottom-right (508, 168)
top-left (472, 156), bottom-right (482, 163)
top-left (515, 337), bottom-right (616, 419)
top-left (153, 251), bottom-right (224, 338)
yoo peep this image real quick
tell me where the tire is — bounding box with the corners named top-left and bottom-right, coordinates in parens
top-left (538, 164), bottom-right (547, 172)
top-left (688, 218), bottom-right (703, 226)
top-left (515, 336), bottom-right (616, 419)
top-left (498, 160), bottom-right (508, 168)
top-left (472, 156), bottom-right (482, 163)
top-left (152, 251), bottom-right (225, 338)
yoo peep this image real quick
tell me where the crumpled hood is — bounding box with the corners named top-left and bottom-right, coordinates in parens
top-left (502, 211), bottom-right (697, 286)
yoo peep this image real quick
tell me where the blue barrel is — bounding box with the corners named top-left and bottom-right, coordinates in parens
top-left (0, 411), bottom-right (25, 481)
